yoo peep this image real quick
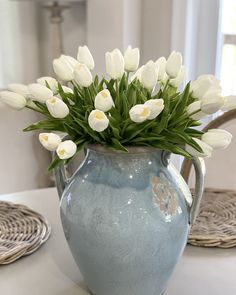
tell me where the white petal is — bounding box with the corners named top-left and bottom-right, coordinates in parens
top-left (28, 83), bottom-right (54, 103)
top-left (0, 91), bottom-right (26, 110)
top-left (88, 110), bottom-right (109, 132)
top-left (46, 97), bottom-right (69, 118)
top-left (39, 133), bottom-right (61, 151)
top-left (57, 140), bottom-right (77, 159)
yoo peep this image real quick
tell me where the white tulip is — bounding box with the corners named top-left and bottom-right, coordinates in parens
top-left (8, 83), bottom-right (29, 97)
top-left (166, 51), bottom-right (182, 78)
top-left (221, 95), bottom-right (236, 111)
top-left (190, 75), bottom-right (221, 99)
top-left (105, 48), bottom-right (125, 79)
top-left (129, 104), bottom-right (151, 123)
top-left (187, 101), bottom-right (208, 120)
top-left (77, 45), bottom-right (95, 70)
top-left (53, 55), bottom-right (78, 81)
top-left (56, 140), bottom-right (77, 160)
top-left (0, 91), bottom-right (26, 110)
top-left (46, 97), bottom-right (69, 118)
top-left (169, 66), bottom-right (186, 88)
top-left (28, 83), bottom-right (54, 103)
top-left (39, 133), bottom-right (61, 151)
top-left (74, 63), bottom-right (93, 87)
top-left (124, 46), bottom-right (140, 72)
top-left (94, 89), bottom-right (114, 112)
top-left (186, 138), bottom-right (213, 158)
top-left (201, 90), bottom-right (224, 114)
top-left (140, 61), bottom-right (158, 90)
top-left (202, 129), bottom-right (232, 150)
top-left (144, 98), bottom-right (164, 119)
top-left (130, 65), bottom-right (144, 82)
top-left (155, 57), bottom-right (167, 81)
top-left (61, 86), bottom-right (73, 94)
top-left (88, 110), bottom-right (109, 132)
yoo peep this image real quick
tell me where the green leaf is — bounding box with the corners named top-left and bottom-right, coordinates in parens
top-left (123, 120), bottom-right (156, 142)
top-left (111, 138), bottom-right (128, 152)
top-left (48, 156), bottom-right (63, 172)
top-left (23, 119), bottom-right (65, 132)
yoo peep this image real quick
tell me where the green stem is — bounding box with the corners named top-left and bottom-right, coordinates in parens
top-left (162, 78), bottom-right (170, 94)
top-left (92, 82), bottom-right (97, 94)
top-left (26, 105), bottom-right (45, 115)
top-left (116, 79), bottom-right (119, 100)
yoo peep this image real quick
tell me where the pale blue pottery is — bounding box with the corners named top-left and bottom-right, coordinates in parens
top-left (56, 146), bottom-right (205, 295)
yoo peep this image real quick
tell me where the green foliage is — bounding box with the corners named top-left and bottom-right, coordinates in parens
top-left (24, 74), bottom-right (203, 169)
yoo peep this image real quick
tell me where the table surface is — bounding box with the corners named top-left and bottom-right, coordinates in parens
top-left (0, 187), bottom-right (235, 295)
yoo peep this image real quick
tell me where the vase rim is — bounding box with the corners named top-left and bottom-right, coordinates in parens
top-left (86, 144), bottom-right (164, 154)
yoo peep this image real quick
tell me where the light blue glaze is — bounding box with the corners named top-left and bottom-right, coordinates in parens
top-left (60, 147), bottom-right (192, 295)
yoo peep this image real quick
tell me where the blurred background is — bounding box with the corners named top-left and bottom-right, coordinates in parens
top-left (0, 0), bottom-right (235, 194)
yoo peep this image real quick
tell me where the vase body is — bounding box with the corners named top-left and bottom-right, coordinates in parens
top-left (59, 147), bottom-right (193, 295)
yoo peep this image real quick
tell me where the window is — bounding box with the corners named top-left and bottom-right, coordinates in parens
top-left (219, 0), bottom-right (236, 95)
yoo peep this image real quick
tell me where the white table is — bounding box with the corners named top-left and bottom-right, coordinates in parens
top-left (0, 188), bottom-right (235, 295)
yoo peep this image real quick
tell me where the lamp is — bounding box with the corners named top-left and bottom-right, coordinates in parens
top-left (14, 0), bottom-right (85, 58)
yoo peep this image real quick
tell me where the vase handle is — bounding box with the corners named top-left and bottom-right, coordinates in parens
top-left (54, 156), bottom-right (71, 200)
top-left (189, 157), bottom-right (206, 225)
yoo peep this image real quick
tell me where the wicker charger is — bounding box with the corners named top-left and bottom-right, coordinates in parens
top-left (0, 201), bottom-right (51, 264)
top-left (181, 109), bottom-right (236, 248)
top-left (188, 188), bottom-right (236, 248)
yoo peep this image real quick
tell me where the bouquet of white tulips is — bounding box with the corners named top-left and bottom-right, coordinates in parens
top-left (0, 45), bottom-right (234, 170)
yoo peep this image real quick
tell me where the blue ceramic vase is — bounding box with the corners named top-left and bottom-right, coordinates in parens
top-left (55, 146), bottom-right (205, 295)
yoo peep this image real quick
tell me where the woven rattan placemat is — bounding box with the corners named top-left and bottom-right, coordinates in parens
top-left (0, 201), bottom-right (51, 264)
top-left (188, 188), bottom-right (236, 248)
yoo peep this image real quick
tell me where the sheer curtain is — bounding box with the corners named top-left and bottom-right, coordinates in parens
top-left (0, 2), bottom-right (52, 194)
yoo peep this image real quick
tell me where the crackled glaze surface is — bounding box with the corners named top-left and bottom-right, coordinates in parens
top-left (60, 148), bottom-right (191, 295)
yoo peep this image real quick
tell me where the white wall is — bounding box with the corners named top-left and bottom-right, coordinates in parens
top-left (141, 0), bottom-right (172, 64)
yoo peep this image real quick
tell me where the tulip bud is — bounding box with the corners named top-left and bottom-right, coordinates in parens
top-left (201, 90), bottom-right (224, 114)
top-left (130, 65), bottom-right (144, 82)
top-left (88, 110), bottom-right (109, 132)
top-left (8, 83), bottom-right (29, 97)
top-left (221, 95), bottom-right (236, 112)
top-left (74, 63), bottom-right (93, 87)
top-left (140, 61), bottom-right (158, 90)
top-left (46, 97), bottom-right (69, 118)
top-left (53, 55), bottom-right (78, 82)
top-left (186, 138), bottom-right (213, 158)
top-left (37, 76), bottom-right (58, 94)
top-left (0, 91), bottom-right (27, 110)
top-left (166, 51), bottom-right (182, 78)
top-left (124, 46), bottom-right (140, 72)
top-left (155, 57), bottom-right (167, 81)
top-left (39, 133), bottom-right (61, 151)
top-left (144, 99), bottom-right (164, 120)
top-left (187, 101), bottom-right (208, 120)
top-left (28, 83), bottom-right (54, 103)
top-left (77, 45), bottom-right (95, 70)
top-left (190, 75), bottom-right (221, 99)
top-left (56, 140), bottom-right (77, 160)
top-left (202, 129), bottom-right (232, 150)
top-left (61, 86), bottom-right (73, 94)
top-left (105, 49), bottom-right (125, 80)
top-left (169, 66), bottom-right (186, 88)
top-left (129, 104), bottom-right (151, 123)
top-left (94, 89), bottom-right (114, 112)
